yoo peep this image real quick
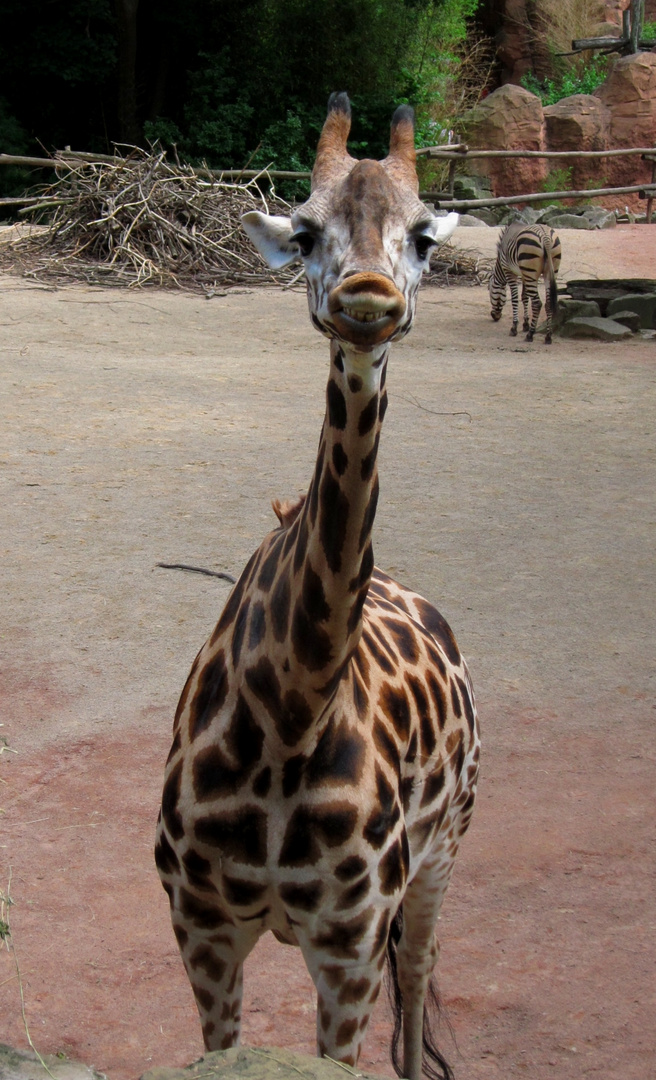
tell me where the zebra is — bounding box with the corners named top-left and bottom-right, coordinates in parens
top-left (489, 223), bottom-right (562, 344)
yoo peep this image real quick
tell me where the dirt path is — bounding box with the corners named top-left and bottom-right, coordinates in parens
top-left (0, 226), bottom-right (654, 1080)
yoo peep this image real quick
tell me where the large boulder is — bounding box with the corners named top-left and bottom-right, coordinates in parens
top-left (594, 53), bottom-right (656, 195)
top-left (461, 84), bottom-right (546, 197)
top-left (543, 94), bottom-right (611, 188)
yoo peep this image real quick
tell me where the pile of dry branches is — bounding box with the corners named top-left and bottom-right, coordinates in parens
top-left (0, 147), bottom-right (490, 290)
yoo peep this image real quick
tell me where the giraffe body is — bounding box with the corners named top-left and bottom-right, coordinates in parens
top-left (156, 94), bottom-right (479, 1080)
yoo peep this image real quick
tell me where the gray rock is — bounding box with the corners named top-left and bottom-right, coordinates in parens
top-left (518, 207), bottom-right (544, 225)
top-left (535, 204), bottom-right (567, 224)
top-left (581, 207), bottom-right (617, 229)
top-left (140, 1048), bottom-right (387, 1080)
top-left (0, 1045), bottom-right (106, 1080)
top-left (464, 207), bottom-right (497, 225)
top-left (547, 298), bottom-right (601, 332)
top-left (540, 212), bottom-right (594, 229)
top-left (558, 316), bottom-right (633, 340)
top-left (606, 292), bottom-right (656, 328)
top-left (607, 309), bottom-right (641, 332)
top-left (452, 175), bottom-right (492, 201)
top-left (456, 213), bottom-right (491, 227)
top-left (497, 207), bottom-right (523, 226)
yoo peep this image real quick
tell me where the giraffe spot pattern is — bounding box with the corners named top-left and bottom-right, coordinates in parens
top-left (358, 477), bottom-right (379, 553)
top-left (248, 601), bottom-right (266, 651)
top-left (383, 618), bottom-right (420, 664)
top-left (335, 854), bottom-right (367, 881)
top-left (154, 833), bottom-right (180, 876)
top-left (319, 468), bottom-right (349, 573)
top-left (194, 986), bottom-right (215, 1013)
top-left (270, 571), bottom-right (291, 643)
top-left (336, 874), bottom-right (372, 910)
top-left (363, 765), bottom-right (399, 849)
top-left (332, 443), bottom-right (348, 476)
top-left (182, 849), bottom-right (217, 892)
top-left (279, 803), bottom-right (358, 867)
top-left (252, 766), bottom-right (271, 798)
top-left (358, 393), bottom-right (378, 436)
top-left (327, 379), bottom-right (347, 430)
top-left (190, 945), bottom-right (227, 983)
top-left (188, 651), bottom-right (229, 742)
top-left (179, 888), bottom-right (230, 929)
top-left (378, 835), bottom-right (408, 895)
top-left (336, 1018), bottom-right (359, 1047)
top-left (231, 597), bottom-right (250, 668)
top-left (360, 433), bottom-right (379, 482)
top-left (338, 977), bottom-right (371, 1004)
top-left (378, 681), bottom-right (410, 740)
top-left (311, 906), bottom-right (375, 959)
top-left (245, 656), bottom-right (314, 745)
top-left (222, 875), bottom-right (267, 906)
top-left (162, 761), bottom-right (184, 840)
top-left (347, 373), bottom-right (363, 393)
top-left (362, 628), bottom-right (394, 676)
top-left (279, 880), bottom-right (324, 911)
top-left (194, 806), bottom-right (268, 866)
top-left (306, 716), bottom-right (365, 787)
top-left (415, 598), bottom-right (461, 665)
top-left (192, 694), bottom-right (264, 800)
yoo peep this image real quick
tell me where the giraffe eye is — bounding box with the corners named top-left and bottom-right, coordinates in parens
top-left (292, 231), bottom-right (315, 257)
top-left (413, 234), bottom-right (435, 261)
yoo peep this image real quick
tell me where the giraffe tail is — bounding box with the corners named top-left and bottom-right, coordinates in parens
top-left (386, 909), bottom-right (455, 1080)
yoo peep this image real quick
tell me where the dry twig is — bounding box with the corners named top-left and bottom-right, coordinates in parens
top-left (0, 147), bottom-right (490, 290)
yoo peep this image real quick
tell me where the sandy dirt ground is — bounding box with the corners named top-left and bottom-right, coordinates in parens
top-left (0, 226), bottom-right (654, 1080)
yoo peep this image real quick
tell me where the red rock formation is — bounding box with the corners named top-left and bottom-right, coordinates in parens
top-left (594, 52), bottom-right (656, 195)
top-left (544, 94), bottom-right (611, 188)
top-left (461, 83), bottom-right (547, 196)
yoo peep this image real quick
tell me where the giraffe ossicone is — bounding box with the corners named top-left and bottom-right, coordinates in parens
top-left (156, 93), bottom-right (479, 1080)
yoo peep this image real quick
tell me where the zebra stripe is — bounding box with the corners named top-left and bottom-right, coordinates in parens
top-left (489, 224), bottom-right (562, 344)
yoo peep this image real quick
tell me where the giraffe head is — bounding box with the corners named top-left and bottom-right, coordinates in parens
top-left (242, 93), bottom-right (458, 353)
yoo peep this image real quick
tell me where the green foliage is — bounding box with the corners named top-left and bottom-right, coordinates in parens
top-left (521, 57), bottom-right (609, 106)
top-left (642, 21), bottom-right (656, 41)
top-left (0, 0), bottom-right (484, 203)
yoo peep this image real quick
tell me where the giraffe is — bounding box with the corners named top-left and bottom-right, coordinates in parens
top-left (155, 93), bottom-right (480, 1080)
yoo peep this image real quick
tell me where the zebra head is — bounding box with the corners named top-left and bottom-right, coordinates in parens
top-left (242, 94), bottom-right (459, 355)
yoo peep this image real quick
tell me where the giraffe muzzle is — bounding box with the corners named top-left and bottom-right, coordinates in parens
top-left (328, 273), bottom-right (406, 348)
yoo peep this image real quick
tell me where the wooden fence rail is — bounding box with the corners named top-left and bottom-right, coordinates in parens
top-left (2, 145), bottom-right (656, 221)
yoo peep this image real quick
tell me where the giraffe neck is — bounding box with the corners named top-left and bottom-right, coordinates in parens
top-left (282, 337), bottom-right (388, 702)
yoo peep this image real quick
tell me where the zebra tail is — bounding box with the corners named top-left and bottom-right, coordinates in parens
top-left (544, 233), bottom-right (558, 317)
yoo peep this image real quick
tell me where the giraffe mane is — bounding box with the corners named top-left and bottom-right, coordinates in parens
top-left (271, 493), bottom-right (307, 529)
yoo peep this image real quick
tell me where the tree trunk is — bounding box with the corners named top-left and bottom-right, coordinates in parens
top-left (114, 0), bottom-right (141, 144)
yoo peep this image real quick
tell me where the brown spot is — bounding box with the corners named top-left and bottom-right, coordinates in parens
top-left (279, 880), bottom-right (324, 911)
top-left (252, 766), bottom-right (272, 797)
top-left (180, 888), bottom-right (230, 929)
top-left (190, 945), bottom-right (227, 983)
top-left (415, 599), bottom-right (461, 665)
top-left (182, 848), bottom-right (217, 892)
top-left (194, 986), bottom-right (215, 1013)
top-left (358, 393), bottom-right (378, 436)
top-left (189, 651), bottom-right (229, 741)
top-left (335, 854), bottom-right (367, 881)
top-left (348, 373), bottom-right (363, 393)
top-left (222, 875), bottom-right (267, 906)
top-left (378, 681), bottom-right (410, 739)
top-left (194, 806), bottom-right (268, 866)
top-left (312, 907), bottom-right (375, 959)
top-left (161, 761), bottom-right (184, 840)
top-left (378, 837), bottom-right (407, 895)
top-left (336, 1018), bottom-right (359, 1047)
top-left (336, 874), bottom-right (372, 910)
top-left (154, 833), bottom-right (180, 876)
top-left (279, 803), bottom-right (358, 867)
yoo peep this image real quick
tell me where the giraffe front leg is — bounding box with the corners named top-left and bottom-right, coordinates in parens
top-left (313, 959), bottom-right (384, 1068)
top-left (165, 883), bottom-right (255, 1051)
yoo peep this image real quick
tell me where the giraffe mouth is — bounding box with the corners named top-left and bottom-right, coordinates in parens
top-left (328, 273), bottom-right (406, 347)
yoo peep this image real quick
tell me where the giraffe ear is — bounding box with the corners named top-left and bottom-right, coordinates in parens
top-left (241, 211), bottom-right (300, 269)
top-left (429, 212), bottom-right (460, 245)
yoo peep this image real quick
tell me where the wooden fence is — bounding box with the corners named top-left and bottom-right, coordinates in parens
top-left (1, 144), bottom-right (656, 222)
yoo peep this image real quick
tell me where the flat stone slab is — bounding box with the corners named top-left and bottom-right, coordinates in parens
top-left (0, 1045), bottom-right (106, 1080)
top-left (558, 316), bottom-right (633, 340)
top-left (606, 292), bottom-right (656, 328)
top-left (608, 308), bottom-right (642, 332)
top-left (141, 1049), bottom-right (385, 1080)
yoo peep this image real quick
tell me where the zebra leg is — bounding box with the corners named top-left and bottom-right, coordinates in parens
top-left (521, 284), bottom-right (530, 332)
top-left (525, 285), bottom-right (541, 342)
top-left (508, 279), bottom-right (520, 336)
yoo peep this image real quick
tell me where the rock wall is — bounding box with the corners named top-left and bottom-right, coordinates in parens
top-left (459, 52), bottom-right (656, 206)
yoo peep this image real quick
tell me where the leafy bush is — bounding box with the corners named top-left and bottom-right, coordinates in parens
top-left (521, 57), bottom-right (609, 105)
